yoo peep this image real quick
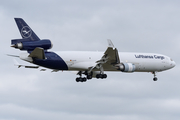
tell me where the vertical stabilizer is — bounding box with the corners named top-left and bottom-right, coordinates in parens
top-left (14, 18), bottom-right (40, 41)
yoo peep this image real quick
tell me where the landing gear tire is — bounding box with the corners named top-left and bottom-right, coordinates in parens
top-left (96, 74), bottom-right (100, 79)
top-left (96, 74), bottom-right (107, 79)
top-left (82, 77), bottom-right (87, 82)
top-left (102, 74), bottom-right (107, 78)
top-left (153, 77), bottom-right (158, 81)
top-left (76, 77), bottom-right (87, 82)
top-left (152, 72), bottom-right (158, 81)
top-left (76, 78), bottom-right (79, 82)
top-left (87, 75), bottom-right (92, 80)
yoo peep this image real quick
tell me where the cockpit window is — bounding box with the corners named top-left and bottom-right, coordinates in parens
top-left (170, 58), bottom-right (173, 61)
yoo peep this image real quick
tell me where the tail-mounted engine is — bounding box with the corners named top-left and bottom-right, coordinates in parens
top-left (116, 63), bottom-right (136, 72)
top-left (11, 39), bottom-right (53, 51)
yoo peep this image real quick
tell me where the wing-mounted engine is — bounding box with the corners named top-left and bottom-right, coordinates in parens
top-left (11, 39), bottom-right (53, 51)
top-left (116, 63), bottom-right (136, 72)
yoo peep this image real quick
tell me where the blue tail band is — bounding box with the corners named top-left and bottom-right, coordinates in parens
top-left (11, 38), bottom-right (31, 45)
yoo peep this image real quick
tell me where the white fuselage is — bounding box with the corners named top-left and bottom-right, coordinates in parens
top-left (55, 51), bottom-right (175, 72)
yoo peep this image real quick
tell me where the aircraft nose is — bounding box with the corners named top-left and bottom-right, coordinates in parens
top-left (171, 61), bottom-right (176, 68)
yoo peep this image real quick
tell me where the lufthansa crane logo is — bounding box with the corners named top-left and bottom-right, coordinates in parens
top-left (21, 26), bottom-right (32, 38)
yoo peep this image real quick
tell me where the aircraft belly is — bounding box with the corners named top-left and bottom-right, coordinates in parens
top-left (67, 62), bottom-right (97, 71)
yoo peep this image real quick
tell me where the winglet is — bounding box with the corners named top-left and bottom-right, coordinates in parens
top-left (107, 39), bottom-right (114, 48)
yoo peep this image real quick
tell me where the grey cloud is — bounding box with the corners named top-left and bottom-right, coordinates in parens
top-left (1, 0), bottom-right (180, 120)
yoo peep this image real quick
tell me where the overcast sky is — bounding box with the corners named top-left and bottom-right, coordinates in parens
top-left (0, 0), bottom-right (180, 120)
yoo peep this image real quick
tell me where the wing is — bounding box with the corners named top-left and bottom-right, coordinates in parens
top-left (88, 39), bottom-right (120, 74)
top-left (98, 39), bottom-right (120, 64)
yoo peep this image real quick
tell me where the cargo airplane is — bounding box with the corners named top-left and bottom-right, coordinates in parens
top-left (9, 18), bottom-right (176, 82)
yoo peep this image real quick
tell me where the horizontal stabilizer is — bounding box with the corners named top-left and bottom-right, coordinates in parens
top-left (28, 47), bottom-right (45, 59)
top-left (13, 59), bottom-right (39, 68)
top-left (7, 54), bottom-right (19, 58)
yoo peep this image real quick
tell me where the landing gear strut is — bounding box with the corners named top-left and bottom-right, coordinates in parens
top-left (96, 64), bottom-right (107, 79)
top-left (86, 71), bottom-right (93, 80)
top-left (152, 72), bottom-right (158, 81)
top-left (87, 74), bottom-right (92, 79)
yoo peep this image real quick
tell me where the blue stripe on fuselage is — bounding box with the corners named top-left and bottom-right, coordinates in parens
top-left (33, 52), bottom-right (68, 70)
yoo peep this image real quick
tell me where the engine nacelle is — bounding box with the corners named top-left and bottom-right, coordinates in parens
top-left (11, 39), bottom-right (53, 51)
top-left (116, 63), bottom-right (136, 72)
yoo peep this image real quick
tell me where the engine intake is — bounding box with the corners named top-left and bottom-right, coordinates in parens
top-left (11, 39), bottom-right (53, 51)
top-left (117, 63), bottom-right (136, 72)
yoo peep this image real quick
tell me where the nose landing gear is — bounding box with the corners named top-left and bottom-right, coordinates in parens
top-left (152, 72), bottom-right (158, 81)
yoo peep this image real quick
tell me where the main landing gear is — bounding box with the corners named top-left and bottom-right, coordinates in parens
top-left (95, 64), bottom-right (107, 79)
top-left (76, 71), bottom-right (87, 82)
top-left (75, 71), bottom-right (107, 82)
top-left (152, 72), bottom-right (158, 81)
